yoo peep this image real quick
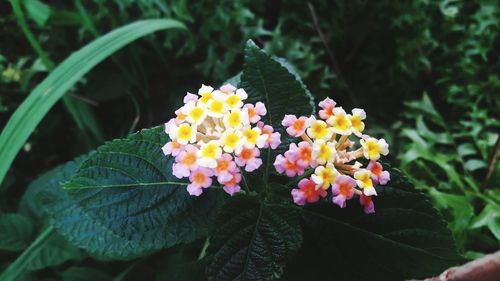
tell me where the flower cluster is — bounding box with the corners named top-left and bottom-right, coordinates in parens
top-left (274, 97), bottom-right (390, 213)
top-left (163, 84), bottom-right (281, 196)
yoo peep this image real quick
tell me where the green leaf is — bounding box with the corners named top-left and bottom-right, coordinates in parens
top-left (0, 227), bottom-right (55, 281)
top-left (457, 143), bottom-right (477, 157)
top-left (40, 127), bottom-right (225, 260)
top-left (404, 93), bottom-right (444, 126)
top-left (19, 155), bottom-right (89, 220)
top-left (0, 214), bottom-right (35, 251)
top-left (428, 189), bottom-right (474, 248)
top-left (22, 0), bottom-right (51, 27)
top-left (470, 204), bottom-right (500, 241)
top-left (156, 250), bottom-right (206, 281)
top-left (0, 19), bottom-right (186, 186)
top-left (240, 40), bottom-right (315, 159)
top-left (207, 196), bottom-right (302, 281)
top-left (62, 267), bottom-right (112, 281)
top-left (283, 169), bottom-right (460, 281)
top-left (27, 232), bottom-right (83, 271)
top-left (464, 159), bottom-right (487, 171)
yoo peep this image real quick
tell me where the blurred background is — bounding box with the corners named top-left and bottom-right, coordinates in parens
top-left (0, 0), bottom-right (499, 278)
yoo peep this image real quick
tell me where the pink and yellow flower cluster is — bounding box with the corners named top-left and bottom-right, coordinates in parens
top-left (162, 84), bottom-right (281, 196)
top-left (274, 97), bottom-right (390, 213)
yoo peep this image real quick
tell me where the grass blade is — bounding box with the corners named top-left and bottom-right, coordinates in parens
top-left (0, 19), bottom-right (186, 186)
top-left (0, 226), bottom-right (55, 281)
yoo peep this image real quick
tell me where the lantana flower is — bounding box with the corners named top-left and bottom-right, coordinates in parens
top-left (274, 97), bottom-right (391, 214)
top-left (163, 84), bottom-right (281, 196)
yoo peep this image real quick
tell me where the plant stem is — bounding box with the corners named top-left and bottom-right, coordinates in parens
top-left (482, 136), bottom-right (500, 190)
top-left (307, 1), bottom-right (358, 107)
top-left (285, 168), bottom-right (314, 187)
top-left (0, 226), bottom-right (55, 281)
top-left (198, 237), bottom-right (210, 260)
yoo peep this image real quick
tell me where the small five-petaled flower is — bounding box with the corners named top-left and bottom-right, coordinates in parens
top-left (275, 97), bottom-right (390, 214)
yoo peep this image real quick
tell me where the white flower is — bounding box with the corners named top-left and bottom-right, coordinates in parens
top-left (182, 101), bottom-right (207, 125)
top-left (197, 140), bottom-right (222, 168)
top-left (306, 116), bottom-right (333, 140)
top-left (226, 88), bottom-right (248, 109)
top-left (223, 108), bottom-right (249, 129)
top-left (312, 140), bottom-right (336, 164)
top-left (360, 137), bottom-right (389, 160)
top-left (350, 108), bottom-right (366, 136)
top-left (241, 126), bottom-right (267, 149)
top-left (354, 169), bottom-right (377, 196)
top-left (221, 130), bottom-right (244, 153)
top-left (327, 107), bottom-right (352, 135)
top-left (311, 164), bottom-right (338, 189)
top-left (206, 91), bottom-right (229, 118)
top-left (169, 123), bottom-right (196, 145)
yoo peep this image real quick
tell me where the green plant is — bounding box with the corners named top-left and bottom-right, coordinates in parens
top-left (399, 93), bottom-right (499, 259)
top-left (1, 0), bottom-right (498, 279)
top-left (0, 18), bottom-right (186, 186)
top-left (0, 41), bottom-right (460, 281)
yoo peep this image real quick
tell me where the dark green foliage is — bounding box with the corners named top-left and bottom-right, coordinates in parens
top-left (207, 196), bottom-right (302, 281)
top-left (242, 40), bottom-right (315, 130)
top-left (40, 127), bottom-right (225, 259)
top-left (242, 41), bottom-right (315, 159)
top-left (284, 181), bottom-right (459, 281)
top-left (0, 214), bottom-right (35, 252)
top-left (1, 0), bottom-right (497, 280)
top-left (61, 266), bottom-right (112, 281)
top-left (27, 232), bottom-right (83, 271)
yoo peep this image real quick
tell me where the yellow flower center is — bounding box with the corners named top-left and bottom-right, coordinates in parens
top-left (319, 169), bottom-right (336, 188)
top-left (311, 122), bottom-right (328, 139)
top-left (318, 144), bottom-right (332, 161)
top-left (202, 143), bottom-right (218, 159)
top-left (226, 95), bottom-right (240, 108)
top-left (178, 125), bottom-right (193, 141)
top-left (359, 174), bottom-right (373, 188)
top-left (334, 115), bottom-right (349, 131)
top-left (224, 133), bottom-right (240, 148)
top-left (210, 100), bottom-right (224, 114)
top-left (227, 112), bottom-right (241, 128)
top-left (243, 129), bottom-right (259, 144)
top-left (189, 107), bottom-right (204, 122)
top-left (350, 115), bottom-right (362, 131)
top-left (366, 140), bottom-right (380, 158)
top-left (199, 92), bottom-right (213, 103)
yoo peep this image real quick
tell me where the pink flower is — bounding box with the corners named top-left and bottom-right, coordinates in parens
top-left (318, 97), bottom-right (336, 120)
top-left (162, 139), bottom-right (184, 157)
top-left (290, 141), bottom-right (316, 168)
top-left (282, 115), bottom-right (309, 137)
top-left (235, 148), bottom-right (263, 172)
top-left (360, 194), bottom-right (375, 214)
top-left (274, 154), bottom-right (304, 177)
top-left (222, 172), bottom-right (242, 196)
top-left (331, 175), bottom-right (356, 208)
top-left (215, 154), bottom-right (237, 183)
top-left (256, 121), bottom-right (281, 149)
top-left (187, 168), bottom-right (213, 196)
top-left (183, 92), bottom-right (198, 103)
top-left (164, 118), bottom-right (177, 135)
top-left (291, 178), bottom-right (327, 205)
top-left (220, 84), bottom-right (236, 94)
top-left (367, 161), bottom-right (390, 185)
top-left (172, 145), bottom-right (198, 178)
top-left (245, 102), bottom-right (267, 123)
top-left (174, 109), bottom-right (187, 123)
